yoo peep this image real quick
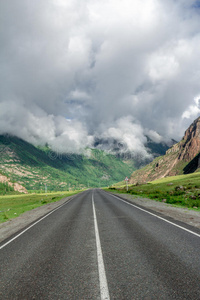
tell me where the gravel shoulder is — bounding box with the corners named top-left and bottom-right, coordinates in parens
top-left (110, 192), bottom-right (200, 230)
top-left (0, 191), bottom-right (200, 244)
top-left (0, 196), bottom-right (73, 243)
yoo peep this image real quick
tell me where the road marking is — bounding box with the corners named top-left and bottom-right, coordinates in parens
top-left (0, 197), bottom-right (75, 250)
top-left (92, 193), bottom-right (110, 300)
top-left (107, 192), bottom-right (200, 238)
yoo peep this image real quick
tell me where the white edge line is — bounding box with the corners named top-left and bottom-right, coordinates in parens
top-left (0, 197), bottom-right (75, 250)
top-left (92, 193), bottom-right (110, 300)
top-left (104, 191), bottom-right (200, 238)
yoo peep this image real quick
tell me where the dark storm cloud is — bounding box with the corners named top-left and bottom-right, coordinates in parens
top-left (1, 0), bottom-right (200, 154)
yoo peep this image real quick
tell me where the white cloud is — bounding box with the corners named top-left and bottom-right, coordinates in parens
top-left (0, 100), bottom-right (92, 153)
top-left (148, 53), bottom-right (179, 82)
top-left (182, 95), bottom-right (200, 119)
top-left (100, 116), bottom-right (152, 159)
top-left (145, 129), bottom-right (163, 144)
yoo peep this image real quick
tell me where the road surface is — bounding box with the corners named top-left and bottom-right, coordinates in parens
top-left (0, 189), bottom-right (200, 299)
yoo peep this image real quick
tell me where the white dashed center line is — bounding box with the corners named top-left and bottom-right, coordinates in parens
top-left (92, 193), bottom-right (110, 300)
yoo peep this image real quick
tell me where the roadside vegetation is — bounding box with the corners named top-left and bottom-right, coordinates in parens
top-left (0, 181), bottom-right (15, 195)
top-left (105, 172), bottom-right (200, 210)
top-left (0, 190), bottom-right (83, 223)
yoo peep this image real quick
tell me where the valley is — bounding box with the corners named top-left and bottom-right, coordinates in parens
top-left (1, 117), bottom-right (200, 223)
top-left (0, 135), bottom-right (135, 192)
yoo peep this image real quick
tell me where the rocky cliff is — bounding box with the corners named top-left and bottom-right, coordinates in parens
top-left (129, 117), bottom-right (200, 184)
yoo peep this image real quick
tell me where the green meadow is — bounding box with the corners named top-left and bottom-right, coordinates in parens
top-left (106, 172), bottom-right (200, 210)
top-left (0, 190), bottom-right (82, 223)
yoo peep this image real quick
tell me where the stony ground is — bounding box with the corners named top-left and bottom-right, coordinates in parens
top-left (0, 192), bottom-right (199, 243)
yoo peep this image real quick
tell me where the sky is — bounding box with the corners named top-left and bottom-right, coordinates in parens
top-left (1, 0), bottom-right (200, 157)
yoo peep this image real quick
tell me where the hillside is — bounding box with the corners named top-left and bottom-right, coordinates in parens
top-left (0, 135), bottom-right (135, 192)
top-left (129, 117), bottom-right (200, 184)
top-left (107, 171), bottom-right (200, 209)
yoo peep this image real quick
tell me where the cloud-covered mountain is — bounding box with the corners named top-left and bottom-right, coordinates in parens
top-left (93, 131), bottom-right (175, 168)
top-left (129, 116), bottom-right (200, 184)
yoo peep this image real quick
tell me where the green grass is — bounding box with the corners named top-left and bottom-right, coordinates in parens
top-left (0, 190), bottom-right (83, 223)
top-left (151, 172), bottom-right (200, 184)
top-left (106, 173), bottom-right (200, 210)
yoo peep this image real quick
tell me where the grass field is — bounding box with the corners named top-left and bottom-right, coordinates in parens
top-left (106, 172), bottom-right (200, 210)
top-left (0, 190), bottom-right (83, 223)
top-left (150, 172), bottom-right (200, 184)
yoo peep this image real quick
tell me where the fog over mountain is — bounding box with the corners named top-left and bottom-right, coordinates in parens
top-left (1, 0), bottom-right (200, 158)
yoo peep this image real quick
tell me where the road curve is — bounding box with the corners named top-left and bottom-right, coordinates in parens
top-left (0, 189), bottom-right (200, 299)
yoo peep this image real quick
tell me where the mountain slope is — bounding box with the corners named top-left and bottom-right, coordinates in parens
top-left (0, 135), bottom-right (134, 191)
top-left (129, 117), bottom-right (200, 184)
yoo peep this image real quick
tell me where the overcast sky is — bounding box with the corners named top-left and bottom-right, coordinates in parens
top-left (1, 0), bottom-right (200, 155)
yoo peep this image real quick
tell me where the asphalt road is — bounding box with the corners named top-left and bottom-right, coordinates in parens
top-left (0, 189), bottom-right (200, 299)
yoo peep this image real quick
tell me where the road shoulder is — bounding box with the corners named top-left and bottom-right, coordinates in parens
top-left (1, 191), bottom-right (200, 244)
top-left (0, 196), bottom-right (73, 243)
top-left (107, 192), bottom-right (200, 229)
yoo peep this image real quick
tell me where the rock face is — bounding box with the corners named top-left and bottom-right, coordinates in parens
top-left (129, 117), bottom-right (200, 184)
top-left (177, 117), bottom-right (200, 161)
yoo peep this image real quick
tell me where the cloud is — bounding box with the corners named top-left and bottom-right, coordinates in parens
top-left (100, 116), bottom-right (151, 156)
top-left (182, 95), bottom-right (200, 119)
top-left (1, 0), bottom-right (200, 155)
top-left (0, 100), bottom-right (92, 153)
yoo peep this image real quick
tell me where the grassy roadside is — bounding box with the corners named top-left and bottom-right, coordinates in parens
top-left (105, 172), bottom-right (200, 210)
top-left (0, 190), bottom-right (83, 223)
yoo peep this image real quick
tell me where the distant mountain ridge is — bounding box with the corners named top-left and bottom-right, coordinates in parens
top-left (0, 135), bottom-right (134, 192)
top-left (0, 131), bottom-right (175, 192)
top-left (129, 116), bottom-right (200, 184)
